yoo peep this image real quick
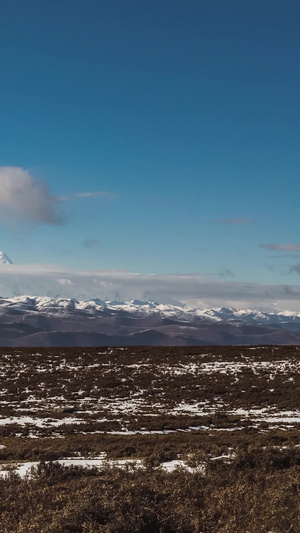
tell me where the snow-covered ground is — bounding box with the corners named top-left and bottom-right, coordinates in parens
top-left (0, 456), bottom-right (203, 478)
top-left (0, 346), bottom-right (300, 436)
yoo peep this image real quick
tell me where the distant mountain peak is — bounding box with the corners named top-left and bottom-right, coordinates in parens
top-left (0, 251), bottom-right (13, 264)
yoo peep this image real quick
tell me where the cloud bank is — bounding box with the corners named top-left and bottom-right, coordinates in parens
top-left (0, 167), bottom-right (61, 224)
top-left (0, 264), bottom-right (300, 311)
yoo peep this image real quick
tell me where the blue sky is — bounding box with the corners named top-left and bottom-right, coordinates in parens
top-left (1, 0), bottom-right (300, 292)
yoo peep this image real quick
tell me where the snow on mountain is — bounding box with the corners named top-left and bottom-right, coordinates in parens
top-left (0, 295), bottom-right (300, 345)
top-left (0, 251), bottom-right (13, 265)
top-left (0, 295), bottom-right (299, 326)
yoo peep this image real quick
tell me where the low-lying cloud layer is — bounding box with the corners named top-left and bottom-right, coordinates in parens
top-left (0, 167), bottom-right (61, 224)
top-left (0, 263), bottom-right (300, 311)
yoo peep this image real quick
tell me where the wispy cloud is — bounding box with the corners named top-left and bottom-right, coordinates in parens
top-left (268, 254), bottom-right (300, 261)
top-left (75, 191), bottom-right (113, 198)
top-left (219, 268), bottom-right (235, 279)
top-left (215, 218), bottom-right (252, 225)
top-left (60, 191), bottom-right (116, 201)
top-left (0, 167), bottom-right (61, 224)
top-left (284, 284), bottom-right (300, 295)
top-left (260, 244), bottom-right (300, 252)
top-left (83, 240), bottom-right (101, 250)
top-left (289, 264), bottom-right (300, 274)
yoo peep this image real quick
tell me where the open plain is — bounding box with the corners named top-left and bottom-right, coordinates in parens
top-left (1, 345), bottom-right (300, 531)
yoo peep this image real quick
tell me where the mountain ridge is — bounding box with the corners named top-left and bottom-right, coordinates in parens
top-left (0, 295), bottom-right (299, 346)
top-left (0, 251), bottom-right (13, 265)
top-left (1, 294), bottom-right (300, 321)
top-left (0, 295), bottom-right (299, 322)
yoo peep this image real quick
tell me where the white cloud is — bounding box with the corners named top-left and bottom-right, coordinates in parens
top-left (57, 278), bottom-right (73, 286)
top-left (0, 167), bottom-right (61, 224)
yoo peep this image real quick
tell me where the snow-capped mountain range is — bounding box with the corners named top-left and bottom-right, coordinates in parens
top-left (0, 294), bottom-right (299, 325)
top-left (1, 251), bottom-right (300, 346)
top-left (0, 295), bottom-right (299, 346)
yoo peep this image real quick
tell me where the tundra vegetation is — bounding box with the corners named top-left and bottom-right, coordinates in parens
top-left (1, 346), bottom-right (300, 532)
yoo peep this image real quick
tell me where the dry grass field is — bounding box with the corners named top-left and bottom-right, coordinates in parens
top-left (1, 345), bottom-right (300, 531)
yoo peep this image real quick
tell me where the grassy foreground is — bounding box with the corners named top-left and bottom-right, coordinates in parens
top-left (1, 450), bottom-right (300, 533)
top-left (1, 345), bottom-right (300, 531)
